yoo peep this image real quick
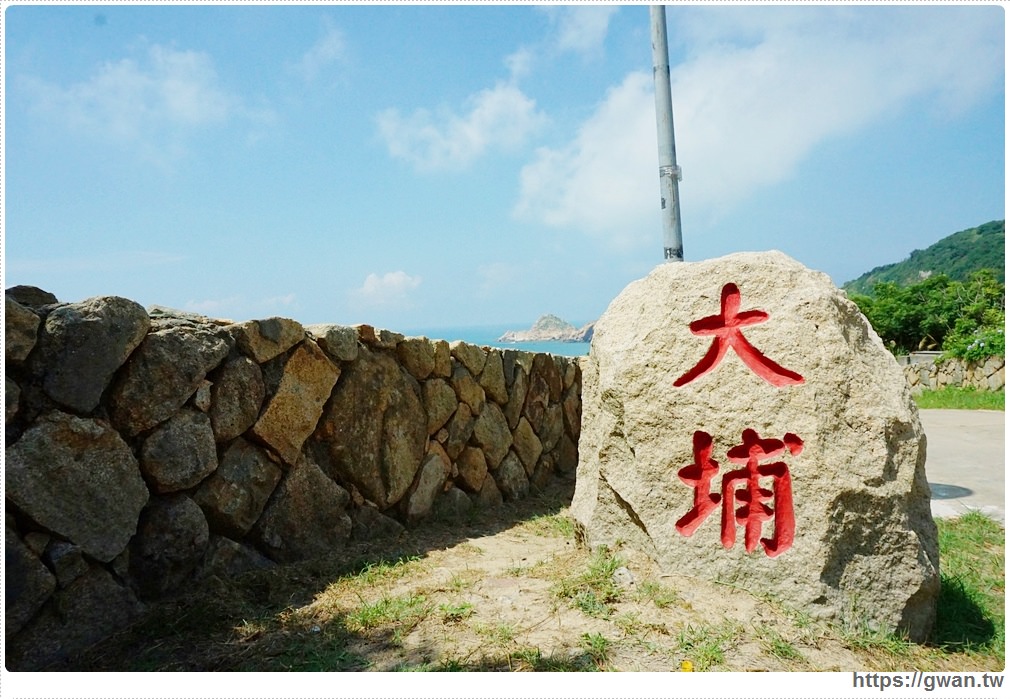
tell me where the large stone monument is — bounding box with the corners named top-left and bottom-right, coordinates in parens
top-left (572, 251), bottom-right (939, 641)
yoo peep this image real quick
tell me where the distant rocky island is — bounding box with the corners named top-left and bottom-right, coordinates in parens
top-left (498, 314), bottom-right (595, 343)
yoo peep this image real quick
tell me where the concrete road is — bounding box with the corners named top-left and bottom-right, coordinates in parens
top-left (919, 409), bottom-right (1005, 523)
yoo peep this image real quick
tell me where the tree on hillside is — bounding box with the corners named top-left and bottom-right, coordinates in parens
top-left (843, 220), bottom-right (1004, 295)
top-left (850, 270), bottom-right (1005, 359)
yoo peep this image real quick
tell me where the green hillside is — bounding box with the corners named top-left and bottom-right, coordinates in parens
top-left (843, 220), bottom-right (1004, 296)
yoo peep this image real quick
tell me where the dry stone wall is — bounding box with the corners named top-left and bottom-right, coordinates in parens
top-left (902, 354), bottom-right (1004, 393)
top-left (4, 288), bottom-right (581, 670)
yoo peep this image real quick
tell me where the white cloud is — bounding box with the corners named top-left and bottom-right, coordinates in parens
top-left (544, 5), bottom-right (619, 56)
top-left (376, 82), bottom-right (547, 171)
top-left (263, 293), bottom-right (298, 309)
top-left (505, 47), bottom-right (535, 83)
top-left (8, 250), bottom-right (187, 275)
top-left (185, 296), bottom-right (243, 316)
top-left (351, 271), bottom-right (423, 308)
top-left (23, 43), bottom-right (272, 163)
top-left (183, 292), bottom-right (297, 321)
top-left (477, 262), bottom-right (519, 295)
top-left (667, 6), bottom-right (1002, 218)
top-left (292, 22), bottom-right (346, 83)
top-left (513, 72), bottom-right (656, 248)
top-left (514, 6), bottom-right (1003, 247)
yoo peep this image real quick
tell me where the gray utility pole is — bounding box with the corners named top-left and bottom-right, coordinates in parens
top-left (650, 5), bottom-right (684, 262)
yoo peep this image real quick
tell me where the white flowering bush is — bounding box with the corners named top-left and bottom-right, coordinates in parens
top-left (946, 326), bottom-right (1005, 363)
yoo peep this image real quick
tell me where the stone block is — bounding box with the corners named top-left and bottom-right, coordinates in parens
top-left (494, 451), bottom-right (529, 501)
top-left (423, 378), bottom-right (458, 435)
top-left (305, 323), bottom-right (359, 362)
top-left (31, 296), bottom-right (150, 413)
top-left (140, 409), bottom-right (218, 493)
top-left (5, 525), bottom-right (56, 637)
top-left (209, 355), bottom-right (266, 443)
top-left (455, 446), bottom-right (488, 493)
top-left (5, 296), bottom-right (41, 364)
top-left (472, 402), bottom-right (512, 470)
top-left (109, 317), bottom-right (231, 436)
top-left (450, 341), bottom-right (487, 376)
top-left (311, 346), bottom-right (425, 509)
top-left (397, 336), bottom-right (436, 380)
top-left (6, 412), bottom-right (149, 562)
top-left (253, 454), bottom-right (352, 563)
top-left (232, 317), bottom-right (305, 363)
top-left (572, 251), bottom-right (938, 642)
top-left (130, 495), bottom-right (210, 599)
top-left (193, 437), bottom-right (283, 538)
top-left (251, 340), bottom-right (340, 465)
top-left (479, 349), bottom-right (508, 405)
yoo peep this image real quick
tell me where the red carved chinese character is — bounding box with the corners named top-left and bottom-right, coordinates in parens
top-left (675, 429), bottom-right (802, 558)
top-left (721, 429), bottom-right (802, 558)
top-left (673, 283), bottom-right (804, 388)
top-left (675, 431), bottom-right (721, 536)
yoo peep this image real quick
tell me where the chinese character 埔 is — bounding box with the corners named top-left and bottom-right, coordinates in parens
top-left (674, 283), bottom-right (804, 388)
top-left (676, 429), bottom-right (803, 558)
top-left (675, 431), bottom-right (721, 537)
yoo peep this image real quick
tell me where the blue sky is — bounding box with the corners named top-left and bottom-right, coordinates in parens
top-left (3, 2), bottom-right (1005, 333)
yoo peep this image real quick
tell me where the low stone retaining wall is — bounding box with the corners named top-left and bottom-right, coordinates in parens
top-left (4, 288), bottom-right (581, 670)
top-left (901, 354), bottom-right (1004, 393)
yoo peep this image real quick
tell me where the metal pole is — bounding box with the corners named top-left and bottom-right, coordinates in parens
top-left (650, 5), bottom-right (684, 262)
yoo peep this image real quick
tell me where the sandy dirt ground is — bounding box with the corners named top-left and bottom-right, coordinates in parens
top-left (54, 477), bottom-right (1002, 674)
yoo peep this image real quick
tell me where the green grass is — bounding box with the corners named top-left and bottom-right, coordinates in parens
top-left (409, 645), bottom-right (604, 672)
top-left (438, 602), bottom-right (475, 623)
top-left (551, 546), bottom-right (625, 619)
top-left (475, 621), bottom-right (517, 647)
top-left (51, 493), bottom-right (1005, 672)
top-left (269, 626), bottom-right (369, 672)
top-left (915, 387), bottom-right (1004, 410)
top-left (523, 512), bottom-right (577, 538)
top-left (842, 624), bottom-right (921, 658)
top-left (676, 621), bottom-right (743, 671)
top-left (635, 580), bottom-right (680, 609)
top-left (580, 632), bottom-right (613, 670)
top-left (510, 646), bottom-right (596, 671)
top-left (934, 512), bottom-right (1005, 656)
top-left (446, 572), bottom-right (478, 594)
top-left (345, 593), bottom-right (431, 632)
top-left (344, 555), bottom-right (423, 587)
top-left (838, 511), bottom-right (1004, 668)
top-left (759, 627), bottom-right (804, 661)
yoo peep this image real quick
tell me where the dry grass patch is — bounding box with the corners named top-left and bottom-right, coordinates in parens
top-left (54, 480), bottom-right (1003, 672)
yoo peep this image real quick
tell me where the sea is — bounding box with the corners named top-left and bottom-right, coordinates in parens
top-left (399, 324), bottom-right (590, 358)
